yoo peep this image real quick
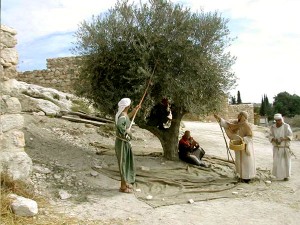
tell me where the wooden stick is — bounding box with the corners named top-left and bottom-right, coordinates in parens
top-left (129, 65), bottom-right (156, 129)
top-left (63, 111), bottom-right (114, 123)
top-left (61, 115), bottom-right (106, 126)
top-left (218, 123), bottom-right (235, 163)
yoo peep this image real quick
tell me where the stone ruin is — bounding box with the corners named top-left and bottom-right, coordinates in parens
top-left (1, 25), bottom-right (32, 181)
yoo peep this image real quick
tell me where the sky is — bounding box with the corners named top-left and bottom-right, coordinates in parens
top-left (1, 0), bottom-right (299, 103)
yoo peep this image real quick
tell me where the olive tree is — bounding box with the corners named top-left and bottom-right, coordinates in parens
top-left (73, 0), bottom-right (237, 160)
top-left (273, 92), bottom-right (300, 117)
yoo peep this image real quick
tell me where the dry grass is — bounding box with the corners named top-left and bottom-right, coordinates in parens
top-left (0, 173), bottom-right (113, 225)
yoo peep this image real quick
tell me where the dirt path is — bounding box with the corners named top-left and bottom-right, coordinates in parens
top-left (23, 115), bottom-right (300, 225)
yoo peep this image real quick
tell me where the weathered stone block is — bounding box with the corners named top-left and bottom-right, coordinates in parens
top-left (0, 48), bottom-right (18, 65)
top-left (0, 152), bottom-right (32, 180)
top-left (5, 96), bottom-right (22, 113)
top-left (0, 130), bottom-right (25, 152)
top-left (0, 114), bottom-right (24, 133)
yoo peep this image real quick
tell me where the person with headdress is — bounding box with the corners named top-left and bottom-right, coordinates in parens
top-left (178, 130), bottom-right (207, 167)
top-left (115, 98), bottom-right (140, 193)
top-left (214, 111), bottom-right (256, 183)
top-left (269, 113), bottom-right (293, 181)
top-left (147, 98), bottom-right (172, 130)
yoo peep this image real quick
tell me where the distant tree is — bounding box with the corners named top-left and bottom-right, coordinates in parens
top-left (273, 92), bottom-right (300, 117)
top-left (259, 96), bottom-right (265, 116)
top-left (259, 94), bottom-right (273, 119)
top-left (237, 90), bottom-right (242, 104)
top-left (231, 96), bottom-right (236, 105)
top-left (264, 95), bottom-right (273, 120)
top-left (253, 105), bottom-right (260, 114)
top-left (73, 0), bottom-right (237, 160)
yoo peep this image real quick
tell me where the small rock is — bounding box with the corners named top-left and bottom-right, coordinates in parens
top-left (53, 174), bottom-right (61, 179)
top-left (11, 195), bottom-right (38, 216)
top-left (135, 188), bottom-right (141, 192)
top-left (232, 191), bottom-right (238, 195)
top-left (188, 199), bottom-right (194, 204)
top-left (93, 165), bottom-right (102, 169)
top-left (90, 171), bottom-right (98, 177)
top-left (257, 187), bottom-right (267, 191)
top-left (33, 111), bottom-right (45, 116)
top-left (33, 165), bottom-right (51, 174)
top-left (146, 195), bottom-right (153, 200)
top-left (265, 180), bottom-right (272, 184)
top-left (140, 166), bottom-right (150, 171)
top-left (58, 190), bottom-right (72, 200)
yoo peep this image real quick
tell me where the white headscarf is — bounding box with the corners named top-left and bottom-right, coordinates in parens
top-left (240, 111), bottom-right (249, 120)
top-left (274, 113), bottom-right (283, 121)
top-left (115, 98), bottom-right (131, 124)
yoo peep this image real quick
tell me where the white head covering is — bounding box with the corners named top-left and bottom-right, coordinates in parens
top-left (239, 111), bottom-right (249, 119)
top-left (115, 98), bottom-right (131, 124)
top-left (274, 113), bottom-right (283, 120)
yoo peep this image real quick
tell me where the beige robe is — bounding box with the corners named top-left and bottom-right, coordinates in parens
top-left (269, 123), bottom-right (293, 180)
top-left (220, 118), bottom-right (256, 179)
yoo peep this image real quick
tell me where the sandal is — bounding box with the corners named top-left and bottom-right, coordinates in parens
top-left (119, 187), bottom-right (133, 193)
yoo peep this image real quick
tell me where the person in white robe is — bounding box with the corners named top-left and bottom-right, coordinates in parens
top-left (214, 111), bottom-right (256, 183)
top-left (269, 113), bottom-right (293, 181)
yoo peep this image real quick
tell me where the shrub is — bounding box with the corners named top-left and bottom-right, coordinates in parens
top-left (287, 115), bottom-right (300, 128)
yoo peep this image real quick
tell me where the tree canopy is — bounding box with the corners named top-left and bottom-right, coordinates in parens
top-left (73, 0), bottom-right (236, 118)
top-left (273, 92), bottom-right (300, 117)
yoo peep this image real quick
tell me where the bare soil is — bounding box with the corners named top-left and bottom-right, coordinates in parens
top-left (23, 114), bottom-right (300, 225)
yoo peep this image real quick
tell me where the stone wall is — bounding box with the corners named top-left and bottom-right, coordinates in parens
top-left (228, 104), bottom-right (254, 124)
top-left (0, 25), bottom-right (32, 181)
top-left (17, 56), bottom-right (82, 93)
top-left (0, 25), bottom-right (18, 79)
top-left (203, 103), bottom-right (254, 124)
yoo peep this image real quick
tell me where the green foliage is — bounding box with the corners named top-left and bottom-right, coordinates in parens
top-left (253, 106), bottom-right (260, 114)
top-left (72, 0), bottom-right (237, 120)
top-left (71, 98), bottom-right (92, 114)
top-left (259, 96), bottom-right (265, 115)
top-left (259, 94), bottom-right (273, 119)
top-left (52, 93), bottom-right (60, 100)
top-left (231, 96), bottom-right (236, 104)
top-left (273, 92), bottom-right (300, 117)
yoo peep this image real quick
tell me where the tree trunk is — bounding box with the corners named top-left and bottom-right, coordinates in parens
top-left (138, 107), bottom-right (186, 160)
top-left (159, 108), bottom-right (185, 160)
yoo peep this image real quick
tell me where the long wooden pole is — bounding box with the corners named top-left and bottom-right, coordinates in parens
top-left (218, 122), bottom-right (235, 163)
top-left (129, 65), bottom-right (156, 129)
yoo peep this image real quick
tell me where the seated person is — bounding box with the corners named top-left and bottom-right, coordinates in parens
top-left (178, 130), bottom-right (207, 167)
top-left (147, 98), bottom-right (172, 130)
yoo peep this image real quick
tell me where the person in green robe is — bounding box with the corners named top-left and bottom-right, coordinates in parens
top-left (115, 98), bottom-right (140, 193)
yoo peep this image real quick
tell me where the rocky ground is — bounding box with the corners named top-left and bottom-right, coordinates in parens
top-left (23, 113), bottom-right (300, 225)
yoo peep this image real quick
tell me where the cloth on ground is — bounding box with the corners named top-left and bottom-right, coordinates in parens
top-left (94, 157), bottom-right (238, 208)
